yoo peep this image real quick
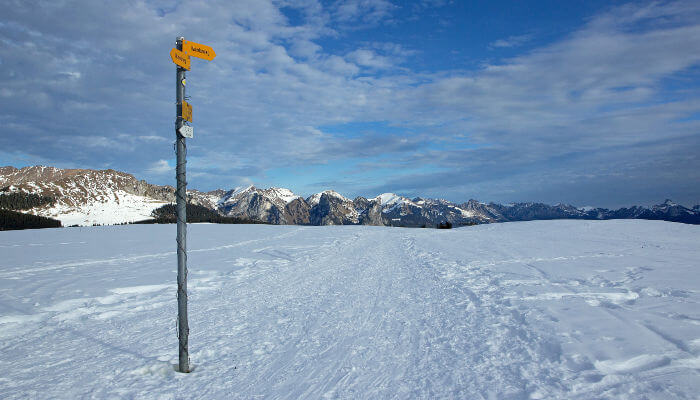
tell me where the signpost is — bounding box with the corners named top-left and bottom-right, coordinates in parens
top-left (171, 36), bottom-right (215, 374)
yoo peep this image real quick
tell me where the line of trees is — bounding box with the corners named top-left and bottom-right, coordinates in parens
top-left (0, 189), bottom-right (55, 210)
top-left (132, 203), bottom-right (267, 225)
top-left (0, 189), bottom-right (62, 230)
top-left (0, 209), bottom-right (62, 230)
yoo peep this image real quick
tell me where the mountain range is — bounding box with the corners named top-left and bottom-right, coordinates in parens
top-left (1, 165), bottom-right (698, 227)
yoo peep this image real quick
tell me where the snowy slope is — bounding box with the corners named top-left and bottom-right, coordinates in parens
top-left (0, 166), bottom-right (221, 226)
top-left (34, 190), bottom-right (170, 226)
top-left (0, 220), bottom-right (698, 399)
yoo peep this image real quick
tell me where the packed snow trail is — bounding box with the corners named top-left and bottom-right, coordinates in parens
top-left (0, 220), bottom-right (698, 399)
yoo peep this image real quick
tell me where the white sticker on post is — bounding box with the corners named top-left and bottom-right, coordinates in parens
top-left (178, 125), bottom-right (193, 138)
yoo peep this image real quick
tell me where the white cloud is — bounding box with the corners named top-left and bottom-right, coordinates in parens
top-left (147, 159), bottom-right (171, 175)
top-left (488, 34), bottom-right (533, 49)
top-left (333, 0), bottom-right (397, 25)
top-left (345, 49), bottom-right (393, 69)
top-left (136, 135), bottom-right (168, 142)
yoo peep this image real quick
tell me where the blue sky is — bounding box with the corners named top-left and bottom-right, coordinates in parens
top-left (1, 0), bottom-right (699, 208)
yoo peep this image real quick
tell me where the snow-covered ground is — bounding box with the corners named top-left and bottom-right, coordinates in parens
top-left (33, 191), bottom-right (169, 226)
top-left (0, 220), bottom-right (698, 399)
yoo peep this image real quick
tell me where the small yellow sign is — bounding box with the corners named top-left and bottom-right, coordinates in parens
top-left (181, 100), bottom-right (193, 122)
top-left (183, 40), bottom-right (216, 61)
top-left (170, 48), bottom-right (190, 70)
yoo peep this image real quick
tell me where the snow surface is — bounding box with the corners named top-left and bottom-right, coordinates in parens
top-left (0, 220), bottom-right (698, 399)
top-left (33, 190), bottom-right (168, 226)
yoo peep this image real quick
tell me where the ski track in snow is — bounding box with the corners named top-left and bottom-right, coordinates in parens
top-left (0, 220), bottom-right (698, 399)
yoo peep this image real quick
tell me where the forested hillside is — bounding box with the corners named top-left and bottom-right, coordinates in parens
top-left (0, 190), bottom-right (61, 230)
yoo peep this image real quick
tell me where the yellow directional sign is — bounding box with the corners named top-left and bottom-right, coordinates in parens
top-left (183, 40), bottom-right (216, 61)
top-left (181, 100), bottom-right (192, 122)
top-left (170, 48), bottom-right (190, 70)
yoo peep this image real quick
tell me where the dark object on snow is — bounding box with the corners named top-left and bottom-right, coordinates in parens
top-left (437, 221), bottom-right (452, 229)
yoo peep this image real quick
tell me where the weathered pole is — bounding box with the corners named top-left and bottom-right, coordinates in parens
top-left (175, 36), bottom-right (190, 373)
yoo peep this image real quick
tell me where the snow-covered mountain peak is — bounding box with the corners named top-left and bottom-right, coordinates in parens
top-left (661, 199), bottom-right (678, 207)
top-left (230, 185), bottom-right (256, 197)
top-left (307, 190), bottom-right (350, 206)
top-left (216, 185), bottom-right (307, 225)
top-left (373, 193), bottom-right (421, 209)
top-left (374, 193), bottom-right (401, 206)
top-left (219, 186), bottom-right (256, 207)
top-left (267, 187), bottom-right (301, 204)
top-left (220, 185), bottom-right (300, 205)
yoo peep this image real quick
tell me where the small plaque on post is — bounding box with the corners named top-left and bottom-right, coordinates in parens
top-left (178, 125), bottom-right (193, 138)
top-left (181, 100), bottom-right (193, 122)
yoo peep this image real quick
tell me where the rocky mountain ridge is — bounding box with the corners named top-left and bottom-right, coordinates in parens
top-left (0, 166), bottom-right (219, 226)
top-left (2, 165), bottom-right (698, 226)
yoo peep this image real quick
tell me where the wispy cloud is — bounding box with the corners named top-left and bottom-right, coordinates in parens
top-left (488, 33), bottom-right (534, 49)
top-left (345, 49), bottom-right (394, 69)
top-left (333, 0), bottom-right (397, 26)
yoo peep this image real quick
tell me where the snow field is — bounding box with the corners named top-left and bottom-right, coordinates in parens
top-left (34, 190), bottom-right (169, 226)
top-left (0, 220), bottom-right (698, 399)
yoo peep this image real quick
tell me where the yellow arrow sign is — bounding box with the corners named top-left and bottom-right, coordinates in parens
top-left (181, 100), bottom-right (193, 122)
top-left (183, 40), bottom-right (216, 61)
top-left (170, 48), bottom-right (190, 70)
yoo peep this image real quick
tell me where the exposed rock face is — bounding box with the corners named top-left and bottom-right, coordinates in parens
top-left (354, 197), bottom-right (384, 226)
top-left (188, 189), bottom-right (225, 210)
top-left (285, 198), bottom-right (311, 225)
top-left (458, 199), bottom-right (504, 221)
top-left (2, 166), bottom-right (163, 207)
top-left (481, 200), bottom-right (700, 225)
top-left (0, 166), bottom-right (66, 187)
top-left (0, 166), bottom-right (19, 178)
top-left (603, 200), bottom-right (700, 224)
top-left (308, 191), bottom-right (359, 226)
top-left (487, 202), bottom-right (588, 222)
top-left (361, 195), bottom-right (494, 227)
top-left (218, 186), bottom-right (303, 224)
